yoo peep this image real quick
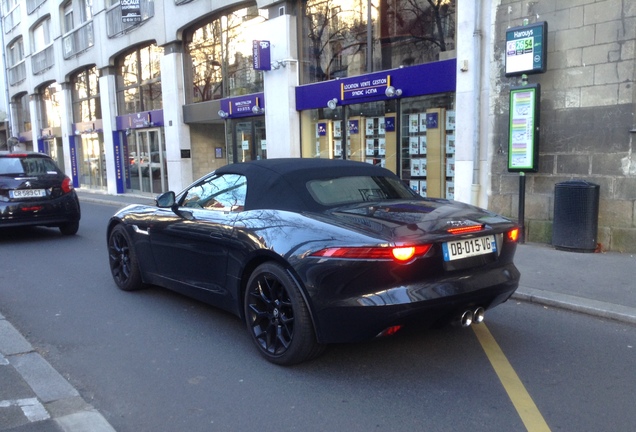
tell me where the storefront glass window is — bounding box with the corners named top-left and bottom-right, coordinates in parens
top-left (71, 66), bottom-right (105, 190)
top-left (14, 93), bottom-right (31, 133)
top-left (300, 92), bottom-right (455, 198)
top-left (300, 100), bottom-right (398, 173)
top-left (400, 93), bottom-right (455, 199)
top-left (116, 44), bottom-right (163, 114)
top-left (186, 6), bottom-right (268, 103)
top-left (225, 118), bottom-right (267, 163)
top-left (299, 0), bottom-right (456, 84)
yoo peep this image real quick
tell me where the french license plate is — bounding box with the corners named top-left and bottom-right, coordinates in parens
top-left (442, 235), bottom-right (497, 261)
top-left (10, 189), bottom-right (46, 199)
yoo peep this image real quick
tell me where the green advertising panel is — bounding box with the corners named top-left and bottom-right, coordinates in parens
top-left (508, 84), bottom-right (540, 172)
top-left (505, 21), bottom-right (547, 77)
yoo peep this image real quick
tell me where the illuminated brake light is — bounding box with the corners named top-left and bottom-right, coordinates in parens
top-left (392, 246), bottom-right (416, 261)
top-left (447, 225), bottom-right (484, 235)
top-left (311, 244), bottom-right (431, 263)
top-left (376, 325), bottom-right (403, 337)
top-left (7, 153), bottom-right (28, 158)
top-left (507, 228), bottom-right (520, 242)
top-left (61, 177), bottom-right (74, 194)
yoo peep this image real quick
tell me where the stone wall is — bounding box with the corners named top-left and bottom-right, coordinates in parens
top-left (189, 123), bottom-right (227, 180)
top-left (489, 0), bottom-right (636, 252)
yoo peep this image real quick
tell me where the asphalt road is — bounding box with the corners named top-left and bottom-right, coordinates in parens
top-left (1, 202), bottom-right (634, 431)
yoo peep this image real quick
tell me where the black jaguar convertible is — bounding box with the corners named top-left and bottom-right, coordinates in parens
top-left (107, 158), bottom-right (520, 365)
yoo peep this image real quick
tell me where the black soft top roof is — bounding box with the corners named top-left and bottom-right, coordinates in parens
top-left (214, 158), bottom-right (398, 212)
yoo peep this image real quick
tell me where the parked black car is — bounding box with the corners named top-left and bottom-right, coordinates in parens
top-left (0, 151), bottom-right (80, 235)
top-left (107, 158), bottom-right (520, 365)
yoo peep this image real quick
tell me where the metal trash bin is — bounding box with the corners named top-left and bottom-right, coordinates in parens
top-left (552, 180), bottom-right (600, 252)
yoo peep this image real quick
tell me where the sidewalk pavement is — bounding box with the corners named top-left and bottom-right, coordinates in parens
top-left (1, 189), bottom-right (634, 430)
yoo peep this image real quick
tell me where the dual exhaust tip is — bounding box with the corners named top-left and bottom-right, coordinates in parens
top-left (458, 307), bottom-right (485, 327)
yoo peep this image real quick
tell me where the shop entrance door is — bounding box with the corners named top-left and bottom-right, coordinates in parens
top-left (127, 129), bottom-right (167, 194)
top-left (78, 134), bottom-right (106, 190)
top-left (41, 138), bottom-right (65, 172)
top-left (229, 119), bottom-right (266, 163)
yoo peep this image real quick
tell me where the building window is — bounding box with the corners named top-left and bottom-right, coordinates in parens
top-left (71, 66), bottom-right (101, 122)
top-left (14, 93), bottom-right (31, 133)
top-left (2, 0), bottom-right (18, 14)
top-left (116, 44), bottom-right (163, 114)
top-left (185, 6), bottom-right (268, 103)
top-left (62, 0), bottom-right (92, 33)
top-left (62, 0), bottom-right (74, 33)
top-left (7, 37), bottom-right (23, 66)
top-left (32, 17), bottom-right (52, 53)
top-left (81, 0), bottom-right (93, 22)
top-left (299, 0), bottom-right (456, 84)
top-left (40, 83), bottom-right (62, 128)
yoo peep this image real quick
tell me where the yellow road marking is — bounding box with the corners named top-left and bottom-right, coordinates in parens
top-left (473, 324), bottom-right (551, 432)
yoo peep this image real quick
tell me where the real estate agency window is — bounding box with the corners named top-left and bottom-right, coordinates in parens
top-left (400, 93), bottom-right (455, 199)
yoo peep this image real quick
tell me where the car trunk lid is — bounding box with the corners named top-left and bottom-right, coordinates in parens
top-left (327, 199), bottom-right (515, 244)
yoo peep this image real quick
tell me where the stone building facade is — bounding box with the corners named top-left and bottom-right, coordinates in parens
top-left (488, 0), bottom-right (636, 252)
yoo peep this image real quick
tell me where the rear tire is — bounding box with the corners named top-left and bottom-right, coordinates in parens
top-left (108, 224), bottom-right (144, 291)
top-left (59, 220), bottom-right (79, 235)
top-left (244, 262), bottom-right (324, 365)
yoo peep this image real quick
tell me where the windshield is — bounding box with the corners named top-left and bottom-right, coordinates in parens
top-left (307, 176), bottom-right (418, 206)
top-left (0, 156), bottom-right (60, 176)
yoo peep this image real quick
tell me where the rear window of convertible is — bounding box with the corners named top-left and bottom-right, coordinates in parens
top-left (306, 176), bottom-right (416, 206)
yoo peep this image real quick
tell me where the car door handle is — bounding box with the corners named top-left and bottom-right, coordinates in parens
top-left (132, 225), bottom-right (149, 236)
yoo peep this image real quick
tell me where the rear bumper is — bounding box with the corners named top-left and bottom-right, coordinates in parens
top-left (310, 262), bottom-right (520, 343)
top-left (0, 193), bottom-right (80, 228)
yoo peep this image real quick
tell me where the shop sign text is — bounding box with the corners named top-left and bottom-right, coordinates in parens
top-left (341, 76), bottom-right (390, 100)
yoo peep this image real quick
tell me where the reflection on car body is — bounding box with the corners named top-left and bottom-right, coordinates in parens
top-left (107, 158), bottom-right (520, 365)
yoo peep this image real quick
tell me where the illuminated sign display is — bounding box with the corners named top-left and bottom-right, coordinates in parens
top-left (505, 21), bottom-right (547, 77)
top-left (508, 84), bottom-right (540, 172)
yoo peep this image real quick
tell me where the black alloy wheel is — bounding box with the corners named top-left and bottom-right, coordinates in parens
top-left (244, 262), bottom-right (324, 365)
top-left (108, 224), bottom-right (144, 291)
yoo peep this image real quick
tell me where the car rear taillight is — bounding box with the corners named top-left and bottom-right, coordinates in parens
top-left (61, 177), bottom-right (74, 194)
top-left (376, 325), bottom-right (403, 337)
top-left (311, 244), bottom-right (432, 263)
top-left (21, 205), bottom-right (43, 212)
top-left (506, 228), bottom-right (520, 242)
top-left (446, 225), bottom-right (484, 235)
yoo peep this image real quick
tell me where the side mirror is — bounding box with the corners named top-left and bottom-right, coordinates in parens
top-left (155, 191), bottom-right (175, 208)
